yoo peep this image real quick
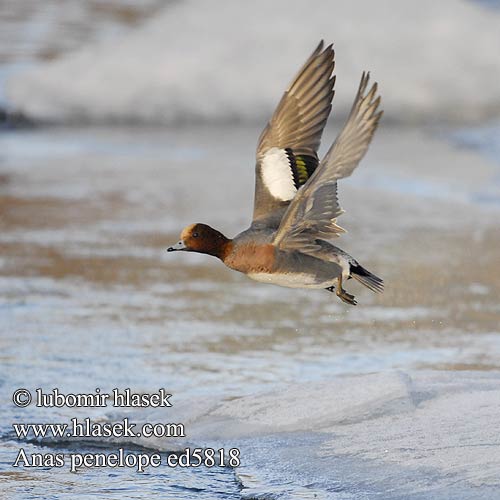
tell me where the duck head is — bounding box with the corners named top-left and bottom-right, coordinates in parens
top-left (167, 223), bottom-right (231, 259)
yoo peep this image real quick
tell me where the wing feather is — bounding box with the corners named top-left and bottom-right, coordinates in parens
top-left (320, 72), bottom-right (383, 182)
top-left (253, 41), bottom-right (336, 223)
top-left (273, 72), bottom-right (382, 251)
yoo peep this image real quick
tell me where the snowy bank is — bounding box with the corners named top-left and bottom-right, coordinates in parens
top-left (6, 0), bottom-right (500, 125)
top-left (125, 371), bottom-right (500, 499)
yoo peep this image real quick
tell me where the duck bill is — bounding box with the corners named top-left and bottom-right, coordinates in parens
top-left (167, 241), bottom-right (187, 252)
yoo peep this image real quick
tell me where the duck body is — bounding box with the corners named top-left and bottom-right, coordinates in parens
top-left (168, 221), bottom-right (383, 305)
top-left (167, 41), bottom-right (384, 305)
top-left (224, 235), bottom-right (343, 289)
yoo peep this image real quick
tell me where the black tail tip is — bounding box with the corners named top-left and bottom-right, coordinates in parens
top-left (350, 264), bottom-right (384, 294)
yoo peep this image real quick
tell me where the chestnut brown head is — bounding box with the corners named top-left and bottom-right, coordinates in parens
top-left (167, 223), bottom-right (230, 258)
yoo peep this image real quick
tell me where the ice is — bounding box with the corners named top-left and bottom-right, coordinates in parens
top-left (5, 0), bottom-right (500, 124)
top-left (122, 371), bottom-right (500, 499)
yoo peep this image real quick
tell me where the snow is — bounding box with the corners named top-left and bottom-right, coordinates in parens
top-left (122, 370), bottom-right (500, 499)
top-left (5, 0), bottom-right (500, 124)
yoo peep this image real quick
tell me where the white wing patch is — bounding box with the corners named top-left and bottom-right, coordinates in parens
top-left (260, 147), bottom-right (296, 201)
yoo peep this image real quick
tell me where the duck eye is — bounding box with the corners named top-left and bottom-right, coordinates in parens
top-left (192, 232), bottom-right (199, 238)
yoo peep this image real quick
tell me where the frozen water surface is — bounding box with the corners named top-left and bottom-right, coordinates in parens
top-left (1, 124), bottom-right (499, 498)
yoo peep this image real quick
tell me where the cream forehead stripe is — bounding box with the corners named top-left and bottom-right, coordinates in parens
top-left (260, 147), bottom-right (296, 201)
top-left (181, 223), bottom-right (197, 240)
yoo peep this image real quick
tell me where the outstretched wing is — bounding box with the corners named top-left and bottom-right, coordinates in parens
top-left (273, 72), bottom-right (382, 251)
top-left (252, 41), bottom-right (336, 226)
top-left (318, 72), bottom-right (382, 182)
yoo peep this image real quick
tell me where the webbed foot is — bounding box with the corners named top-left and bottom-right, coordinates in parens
top-left (325, 277), bottom-right (357, 306)
top-left (337, 289), bottom-right (357, 306)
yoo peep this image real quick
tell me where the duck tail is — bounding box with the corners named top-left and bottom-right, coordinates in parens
top-left (350, 263), bottom-right (384, 294)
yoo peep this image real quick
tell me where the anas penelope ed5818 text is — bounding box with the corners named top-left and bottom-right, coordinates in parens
top-left (168, 41), bottom-right (383, 305)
